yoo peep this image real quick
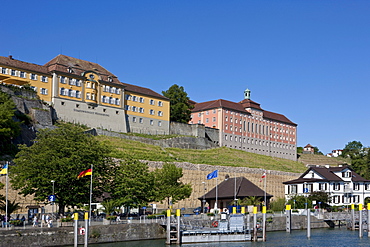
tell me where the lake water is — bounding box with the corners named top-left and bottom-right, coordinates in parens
top-left (90, 228), bottom-right (370, 247)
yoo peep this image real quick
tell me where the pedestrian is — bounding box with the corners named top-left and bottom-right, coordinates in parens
top-left (32, 215), bottom-right (38, 227)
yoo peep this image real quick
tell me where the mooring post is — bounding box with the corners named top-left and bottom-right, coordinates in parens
top-left (74, 213), bottom-right (78, 247)
top-left (307, 207), bottom-right (310, 239)
top-left (84, 212), bottom-right (88, 247)
top-left (359, 204), bottom-right (363, 238)
top-left (232, 206), bottom-right (236, 214)
top-left (351, 204), bottom-right (355, 231)
top-left (368, 203), bottom-right (370, 237)
top-left (166, 209), bottom-right (171, 245)
top-left (262, 206), bottom-right (266, 241)
top-left (286, 204), bottom-right (291, 233)
top-left (253, 206), bottom-right (257, 241)
top-left (176, 209), bottom-right (181, 244)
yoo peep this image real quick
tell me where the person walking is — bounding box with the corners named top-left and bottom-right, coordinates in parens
top-left (32, 215), bottom-right (38, 227)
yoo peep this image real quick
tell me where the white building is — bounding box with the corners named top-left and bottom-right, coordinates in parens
top-left (283, 165), bottom-right (370, 206)
top-left (326, 149), bottom-right (343, 157)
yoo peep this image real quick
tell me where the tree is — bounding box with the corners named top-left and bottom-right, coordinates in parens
top-left (110, 159), bottom-right (156, 209)
top-left (297, 147), bottom-right (303, 153)
top-left (239, 196), bottom-right (262, 206)
top-left (308, 191), bottom-right (331, 208)
top-left (162, 84), bottom-right (193, 123)
top-left (287, 195), bottom-right (312, 209)
top-left (100, 199), bottom-right (120, 215)
top-left (0, 200), bottom-right (21, 219)
top-left (153, 163), bottom-right (192, 207)
top-left (342, 141), bottom-right (364, 159)
top-left (11, 123), bottom-right (114, 215)
top-left (313, 146), bottom-right (323, 155)
top-left (0, 91), bottom-right (20, 155)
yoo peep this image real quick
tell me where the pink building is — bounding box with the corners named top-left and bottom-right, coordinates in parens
top-left (190, 89), bottom-right (297, 161)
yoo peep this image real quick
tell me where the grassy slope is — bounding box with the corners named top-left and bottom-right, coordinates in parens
top-left (98, 136), bottom-right (308, 173)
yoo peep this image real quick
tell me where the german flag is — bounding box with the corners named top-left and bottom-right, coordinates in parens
top-left (77, 168), bottom-right (92, 179)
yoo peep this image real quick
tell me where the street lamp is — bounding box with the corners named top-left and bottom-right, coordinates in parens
top-left (51, 180), bottom-right (55, 218)
top-left (202, 182), bottom-right (206, 213)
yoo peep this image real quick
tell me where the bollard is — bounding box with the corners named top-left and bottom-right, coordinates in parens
top-left (351, 204), bottom-right (355, 231)
top-left (84, 212), bottom-right (88, 247)
top-left (368, 203), bottom-right (370, 237)
top-left (286, 204), bottom-right (291, 233)
top-left (241, 206), bottom-right (245, 215)
top-left (74, 213), bottom-right (78, 247)
top-left (232, 206), bottom-right (236, 215)
top-left (166, 209), bottom-right (171, 245)
top-left (253, 206), bottom-right (258, 241)
top-left (307, 207), bottom-right (310, 239)
top-left (359, 204), bottom-right (363, 238)
top-left (262, 206), bottom-right (266, 241)
top-left (176, 209), bottom-right (181, 244)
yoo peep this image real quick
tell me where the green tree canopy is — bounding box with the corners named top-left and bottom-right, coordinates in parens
top-left (162, 84), bottom-right (193, 123)
top-left (109, 159), bottom-right (155, 208)
top-left (342, 141), bottom-right (364, 159)
top-left (153, 163), bottom-right (192, 207)
top-left (0, 91), bottom-right (20, 155)
top-left (11, 123), bottom-right (114, 215)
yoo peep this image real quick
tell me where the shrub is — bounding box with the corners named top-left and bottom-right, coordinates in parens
top-left (61, 217), bottom-right (73, 222)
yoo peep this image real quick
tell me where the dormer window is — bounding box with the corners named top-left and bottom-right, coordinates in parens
top-left (67, 67), bottom-right (73, 73)
top-left (108, 76), bottom-right (113, 82)
top-left (342, 171), bottom-right (351, 178)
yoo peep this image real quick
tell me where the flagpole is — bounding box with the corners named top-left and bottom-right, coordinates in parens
top-left (5, 162), bottom-right (8, 229)
top-left (215, 175), bottom-right (218, 213)
top-left (89, 164), bottom-right (93, 226)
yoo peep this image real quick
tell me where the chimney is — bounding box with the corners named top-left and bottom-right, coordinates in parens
top-left (8, 55), bottom-right (13, 60)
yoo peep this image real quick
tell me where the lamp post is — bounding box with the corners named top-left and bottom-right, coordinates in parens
top-left (51, 180), bottom-right (55, 218)
top-left (202, 182), bottom-right (206, 213)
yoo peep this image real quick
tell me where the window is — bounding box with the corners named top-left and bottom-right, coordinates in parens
top-left (109, 97), bottom-right (114, 104)
top-left (213, 109), bottom-right (216, 113)
top-left (41, 76), bottom-right (48, 82)
top-left (1, 67), bottom-right (7, 74)
top-left (20, 71), bottom-right (26, 78)
top-left (158, 101), bottom-right (163, 106)
top-left (111, 87), bottom-right (116, 94)
top-left (60, 88), bottom-right (66, 96)
top-left (86, 93), bottom-right (90, 100)
top-left (158, 111), bottom-right (163, 116)
top-left (132, 106), bottom-right (137, 112)
top-left (333, 196), bottom-right (340, 204)
top-left (342, 171), bottom-right (352, 178)
top-left (353, 195), bottom-right (360, 203)
top-left (150, 99), bottom-right (155, 105)
top-left (69, 78), bottom-right (76, 85)
top-left (133, 117), bottom-right (137, 122)
top-left (206, 118), bottom-right (209, 123)
top-left (139, 107), bottom-right (144, 113)
top-left (40, 88), bottom-right (48, 95)
top-left (139, 118), bottom-right (143, 123)
top-left (198, 113), bottom-right (201, 117)
top-left (353, 183), bottom-right (360, 191)
top-left (318, 183), bottom-right (327, 191)
top-left (76, 80), bottom-right (81, 87)
top-left (213, 117), bottom-right (216, 122)
top-left (76, 91), bottom-right (81, 98)
top-left (365, 183), bottom-right (370, 191)
top-left (206, 111), bottom-right (209, 115)
top-left (289, 185), bottom-right (297, 194)
top-left (150, 120), bottom-right (154, 125)
top-left (133, 96), bottom-right (137, 102)
top-left (11, 69), bottom-right (16, 76)
top-left (115, 98), bottom-right (120, 105)
top-left (125, 105), bottom-right (130, 111)
top-left (60, 76), bottom-right (66, 84)
top-left (333, 183), bottom-right (340, 191)
top-left (102, 96), bottom-right (107, 103)
top-left (126, 95), bottom-right (131, 100)
top-left (104, 86), bottom-right (110, 92)
top-left (225, 135), bottom-right (227, 140)
top-left (139, 97), bottom-right (144, 103)
top-left (158, 121), bottom-right (162, 126)
top-left (150, 109), bottom-right (155, 115)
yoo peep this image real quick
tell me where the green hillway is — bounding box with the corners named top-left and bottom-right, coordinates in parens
top-left (98, 135), bottom-right (350, 173)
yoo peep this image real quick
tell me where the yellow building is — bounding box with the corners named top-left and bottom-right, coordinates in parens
top-left (0, 54), bottom-right (170, 134)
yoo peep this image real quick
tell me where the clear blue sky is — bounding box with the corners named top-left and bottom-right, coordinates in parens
top-left (2, 1), bottom-right (370, 154)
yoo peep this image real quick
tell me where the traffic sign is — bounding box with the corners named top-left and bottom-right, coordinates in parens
top-left (48, 195), bottom-right (56, 202)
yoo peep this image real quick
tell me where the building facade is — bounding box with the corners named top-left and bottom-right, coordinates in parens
top-left (190, 89), bottom-right (297, 160)
top-left (283, 165), bottom-right (370, 206)
top-left (0, 55), bottom-right (170, 134)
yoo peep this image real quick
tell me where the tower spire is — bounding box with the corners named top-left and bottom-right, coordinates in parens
top-left (244, 88), bottom-right (251, 100)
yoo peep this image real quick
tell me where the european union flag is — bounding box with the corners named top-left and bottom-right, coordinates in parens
top-left (207, 170), bottom-right (218, 180)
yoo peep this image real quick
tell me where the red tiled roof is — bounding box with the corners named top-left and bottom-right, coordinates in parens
top-left (121, 82), bottom-right (169, 100)
top-left (192, 98), bottom-right (297, 126)
top-left (0, 55), bottom-right (49, 74)
top-left (44, 54), bottom-right (122, 85)
top-left (192, 99), bottom-right (250, 114)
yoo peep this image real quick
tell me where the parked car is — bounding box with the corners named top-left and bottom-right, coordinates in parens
top-left (193, 207), bottom-right (208, 214)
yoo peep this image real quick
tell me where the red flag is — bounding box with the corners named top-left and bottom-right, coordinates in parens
top-left (260, 171), bottom-right (266, 182)
top-left (77, 168), bottom-right (92, 179)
